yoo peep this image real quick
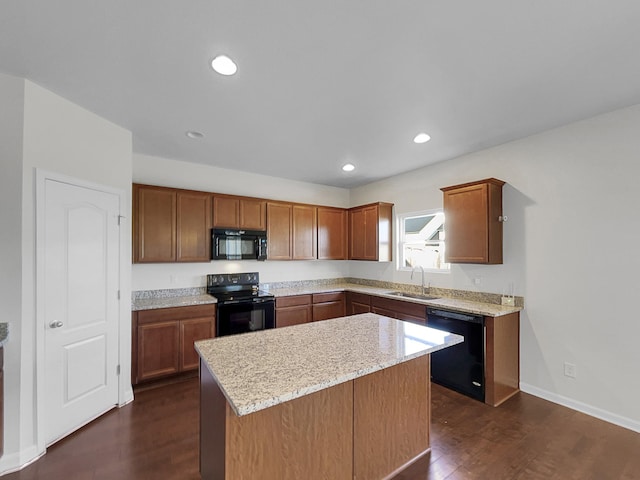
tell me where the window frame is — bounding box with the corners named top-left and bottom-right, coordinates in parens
top-left (396, 208), bottom-right (450, 274)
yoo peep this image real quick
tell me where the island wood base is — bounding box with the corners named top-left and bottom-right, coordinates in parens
top-left (200, 355), bottom-right (431, 480)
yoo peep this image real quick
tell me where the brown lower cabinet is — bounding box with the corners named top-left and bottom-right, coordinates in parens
top-left (370, 296), bottom-right (427, 325)
top-left (484, 312), bottom-right (520, 406)
top-left (200, 354), bottom-right (430, 480)
top-left (275, 295), bottom-right (313, 328)
top-left (132, 304), bottom-right (215, 385)
top-left (276, 292), bottom-right (346, 327)
top-left (312, 292), bottom-right (345, 321)
top-left (346, 292), bottom-right (519, 406)
top-left (345, 292), bottom-right (372, 315)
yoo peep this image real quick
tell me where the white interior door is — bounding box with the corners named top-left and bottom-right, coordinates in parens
top-left (43, 178), bottom-right (120, 446)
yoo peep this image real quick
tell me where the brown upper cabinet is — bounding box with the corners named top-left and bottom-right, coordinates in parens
top-left (267, 202), bottom-right (317, 260)
top-left (441, 178), bottom-right (505, 264)
top-left (212, 195), bottom-right (266, 230)
top-left (133, 184), bottom-right (211, 263)
top-left (133, 182), bottom-right (391, 264)
top-left (348, 202), bottom-right (393, 261)
top-left (317, 207), bottom-right (348, 260)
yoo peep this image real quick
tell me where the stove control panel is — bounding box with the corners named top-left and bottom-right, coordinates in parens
top-left (207, 272), bottom-right (259, 288)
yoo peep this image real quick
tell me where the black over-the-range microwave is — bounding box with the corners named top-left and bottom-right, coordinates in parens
top-left (211, 229), bottom-right (268, 261)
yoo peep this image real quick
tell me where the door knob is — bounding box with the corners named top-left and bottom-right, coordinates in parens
top-left (49, 321), bottom-right (64, 328)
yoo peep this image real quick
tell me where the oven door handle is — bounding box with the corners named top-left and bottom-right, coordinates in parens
top-left (253, 298), bottom-right (273, 304)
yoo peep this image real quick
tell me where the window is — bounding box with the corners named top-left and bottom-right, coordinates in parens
top-left (398, 210), bottom-right (449, 272)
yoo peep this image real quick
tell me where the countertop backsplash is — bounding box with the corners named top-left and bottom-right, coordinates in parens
top-left (132, 277), bottom-right (524, 310)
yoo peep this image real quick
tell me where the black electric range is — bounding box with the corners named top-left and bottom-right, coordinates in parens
top-left (206, 272), bottom-right (275, 336)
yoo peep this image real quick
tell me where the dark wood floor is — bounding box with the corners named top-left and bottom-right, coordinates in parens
top-left (6, 378), bottom-right (640, 479)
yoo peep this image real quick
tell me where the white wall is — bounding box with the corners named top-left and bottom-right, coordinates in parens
top-left (351, 105), bottom-right (640, 430)
top-left (0, 79), bottom-right (133, 473)
top-left (132, 154), bottom-right (351, 289)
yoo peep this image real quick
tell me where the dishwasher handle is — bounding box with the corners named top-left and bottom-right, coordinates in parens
top-left (427, 307), bottom-right (484, 324)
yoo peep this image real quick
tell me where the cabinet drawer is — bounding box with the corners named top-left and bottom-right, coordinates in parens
top-left (137, 304), bottom-right (216, 324)
top-left (276, 305), bottom-right (313, 328)
top-left (313, 292), bottom-right (344, 303)
top-left (313, 301), bottom-right (345, 321)
top-left (370, 296), bottom-right (426, 320)
top-left (371, 306), bottom-right (425, 325)
top-left (276, 295), bottom-right (312, 308)
top-left (346, 292), bottom-right (371, 306)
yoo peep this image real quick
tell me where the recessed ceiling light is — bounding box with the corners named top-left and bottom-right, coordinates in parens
top-left (413, 132), bottom-right (431, 144)
top-left (186, 131), bottom-right (204, 139)
top-left (211, 55), bottom-right (237, 76)
top-left (342, 163), bottom-right (355, 172)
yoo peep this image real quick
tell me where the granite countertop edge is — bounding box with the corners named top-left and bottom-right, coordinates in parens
top-left (131, 283), bottom-right (522, 317)
top-left (132, 294), bottom-right (217, 312)
top-left (267, 283), bottom-right (523, 317)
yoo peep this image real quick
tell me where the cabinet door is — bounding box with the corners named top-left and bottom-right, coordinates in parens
top-left (134, 185), bottom-right (176, 262)
top-left (362, 205), bottom-right (379, 260)
top-left (313, 301), bottom-right (345, 321)
top-left (442, 178), bottom-right (504, 264)
top-left (180, 317), bottom-right (215, 371)
top-left (349, 208), bottom-right (367, 260)
top-left (350, 302), bottom-right (371, 315)
top-left (318, 207), bottom-right (347, 260)
top-left (239, 198), bottom-right (267, 230)
top-left (349, 203), bottom-right (393, 262)
top-left (177, 191), bottom-right (212, 262)
top-left (267, 202), bottom-right (292, 259)
top-left (292, 204), bottom-right (317, 260)
top-left (213, 196), bottom-right (240, 228)
top-left (276, 305), bottom-right (313, 328)
top-left (443, 183), bottom-right (489, 263)
top-left (276, 295), bottom-right (312, 327)
top-left (346, 292), bottom-right (372, 315)
top-left (137, 321), bottom-right (180, 382)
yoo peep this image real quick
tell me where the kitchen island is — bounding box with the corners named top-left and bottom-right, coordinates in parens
top-left (195, 312), bottom-right (463, 480)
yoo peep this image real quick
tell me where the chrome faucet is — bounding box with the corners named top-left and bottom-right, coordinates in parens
top-left (411, 266), bottom-right (429, 295)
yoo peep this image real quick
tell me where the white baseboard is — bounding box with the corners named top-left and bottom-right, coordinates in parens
top-left (520, 382), bottom-right (640, 433)
top-left (0, 444), bottom-right (44, 476)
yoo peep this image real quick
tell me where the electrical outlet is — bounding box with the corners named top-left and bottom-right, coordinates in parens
top-left (473, 277), bottom-right (481, 285)
top-left (564, 362), bottom-right (576, 379)
top-left (501, 296), bottom-right (515, 306)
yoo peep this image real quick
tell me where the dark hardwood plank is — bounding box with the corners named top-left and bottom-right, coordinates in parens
top-left (6, 380), bottom-right (640, 479)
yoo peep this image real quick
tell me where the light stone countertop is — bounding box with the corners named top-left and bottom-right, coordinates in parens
top-left (0, 322), bottom-right (7, 347)
top-left (131, 283), bottom-right (522, 317)
top-left (266, 283), bottom-right (522, 317)
top-left (132, 294), bottom-right (217, 311)
top-left (195, 312), bottom-right (463, 416)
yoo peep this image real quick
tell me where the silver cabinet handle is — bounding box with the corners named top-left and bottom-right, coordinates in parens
top-left (49, 321), bottom-right (64, 328)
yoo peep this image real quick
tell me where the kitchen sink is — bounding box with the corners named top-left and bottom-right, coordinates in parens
top-left (388, 291), bottom-right (440, 301)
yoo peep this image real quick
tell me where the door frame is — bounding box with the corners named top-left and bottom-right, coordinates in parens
top-left (34, 169), bottom-right (133, 455)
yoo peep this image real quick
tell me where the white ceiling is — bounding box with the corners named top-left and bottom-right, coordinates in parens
top-left (2, 1), bottom-right (640, 188)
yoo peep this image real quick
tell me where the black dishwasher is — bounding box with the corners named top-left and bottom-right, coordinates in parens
top-left (426, 307), bottom-right (485, 401)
